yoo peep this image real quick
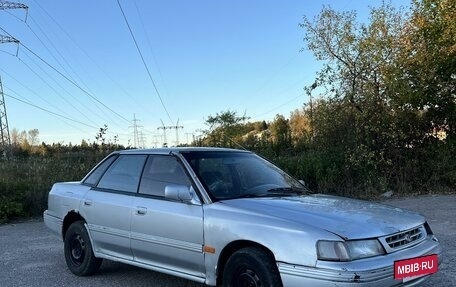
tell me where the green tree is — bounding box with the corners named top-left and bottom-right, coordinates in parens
top-left (289, 108), bottom-right (311, 146)
top-left (300, 1), bottom-right (455, 195)
top-left (269, 114), bottom-right (292, 153)
top-left (300, 4), bottom-right (406, 194)
top-left (27, 129), bottom-right (39, 146)
top-left (95, 125), bottom-right (108, 145)
top-left (203, 110), bottom-right (249, 147)
top-left (387, 0), bottom-right (456, 142)
top-left (301, 4), bottom-right (405, 106)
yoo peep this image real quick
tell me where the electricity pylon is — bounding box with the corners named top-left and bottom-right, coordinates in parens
top-left (157, 119), bottom-right (183, 147)
top-left (0, 76), bottom-right (11, 157)
top-left (0, 1), bottom-right (28, 11)
top-left (130, 114), bottom-right (143, 148)
top-left (157, 119), bottom-right (170, 147)
top-left (0, 1), bottom-right (28, 158)
top-left (173, 119), bottom-right (184, 146)
top-left (0, 35), bottom-right (18, 43)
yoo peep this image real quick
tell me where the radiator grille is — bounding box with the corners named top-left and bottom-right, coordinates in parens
top-left (385, 226), bottom-right (425, 250)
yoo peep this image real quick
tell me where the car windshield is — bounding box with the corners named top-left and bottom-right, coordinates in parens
top-left (181, 151), bottom-right (309, 201)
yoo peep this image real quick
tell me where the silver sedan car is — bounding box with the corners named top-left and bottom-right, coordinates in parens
top-left (44, 148), bottom-right (442, 286)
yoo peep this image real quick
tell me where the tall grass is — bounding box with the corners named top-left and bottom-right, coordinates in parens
top-left (1, 139), bottom-right (454, 222)
top-left (0, 153), bottom-right (105, 222)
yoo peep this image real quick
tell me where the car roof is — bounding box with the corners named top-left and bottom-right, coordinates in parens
top-left (114, 147), bottom-right (251, 155)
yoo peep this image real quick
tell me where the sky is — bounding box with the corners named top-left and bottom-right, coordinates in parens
top-left (0, 0), bottom-right (411, 147)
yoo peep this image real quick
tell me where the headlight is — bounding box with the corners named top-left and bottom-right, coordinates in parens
top-left (317, 240), bottom-right (385, 261)
top-left (345, 239), bottom-right (385, 260)
top-left (317, 241), bottom-right (350, 261)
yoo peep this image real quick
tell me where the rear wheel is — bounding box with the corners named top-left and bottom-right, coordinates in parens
top-left (222, 247), bottom-right (283, 287)
top-left (64, 221), bottom-right (102, 276)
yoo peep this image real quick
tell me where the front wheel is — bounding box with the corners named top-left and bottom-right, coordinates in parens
top-left (223, 247), bottom-right (283, 287)
top-left (64, 221), bottom-right (102, 276)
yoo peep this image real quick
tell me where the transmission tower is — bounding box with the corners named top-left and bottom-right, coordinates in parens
top-left (139, 130), bottom-right (146, 149)
top-left (185, 132), bottom-right (195, 145)
top-left (130, 114), bottom-right (143, 148)
top-left (157, 119), bottom-right (170, 147)
top-left (0, 1), bottom-right (28, 11)
top-left (0, 76), bottom-right (11, 156)
top-left (173, 119), bottom-right (184, 146)
top-left (0, 1), bottom-right (28, 157)
top-left (157, 119), bottom-right (184, 147)
top-left (152, 134), bottom-right (160, 148)
top-left (0, 35), bottom-right (18, 44)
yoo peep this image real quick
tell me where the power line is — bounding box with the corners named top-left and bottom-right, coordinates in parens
top-left (18, 14), bottom-right (79, 85)
top-left (252, 92), bottom-right (305, 119)
top-left (249, 54), bottom-right (300, 99)
top-left (0, 1), bottom-right (28, 11)
top-left (132, 0), bottom-right (171, 104)
top-left (1, 3), bottom-right (132, 144)
top-left (29, 1), bottom-right (156, 117)
top-left (18, 42), bottom-right (131, 124)
top-left (0, 34), bottom-right (18, 56)
top-left (0, 66), bottom-right (75, 119)
top-left (116, 0), bottom-right (174, 125)
top-left (4, 92), bottom-right (98, 129)
top-left (2, 69), bottom-right (131, 140)
top-left (0, 0), bottom-right (28, 157)
top-left (5, 89), bottom-right (131, 138)
top-left (17, 49), bottom-right (120, 128)
top-left (27, 13), bottom-right (129, 128)
top-left (0, 27), bottom-right (131, 126)
top-left (17, 54), bottom-right (99, 127)
top-left (5, 88), bottom-right (95, 137)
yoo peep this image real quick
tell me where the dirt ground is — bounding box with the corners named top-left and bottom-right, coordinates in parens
top-left (0, 194), bottom-right (454, 286)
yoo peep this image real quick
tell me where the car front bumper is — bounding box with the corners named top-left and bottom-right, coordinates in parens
top-left (278, 235), bottom-right (442, 287)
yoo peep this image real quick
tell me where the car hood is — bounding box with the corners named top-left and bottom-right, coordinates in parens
top-left (221, 194), bottom-right (425, 240)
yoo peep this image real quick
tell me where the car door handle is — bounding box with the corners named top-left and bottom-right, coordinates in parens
top-left (84, 200), bottom-right (92, 206)
top-left (136, 207), bottom-right (147, 215)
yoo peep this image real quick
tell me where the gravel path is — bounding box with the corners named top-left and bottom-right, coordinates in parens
top-left (0, 194), bottom-right (454, 286)
top-left (384, 194), bottom-right (456, 286)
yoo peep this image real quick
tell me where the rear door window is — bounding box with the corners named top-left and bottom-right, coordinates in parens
top-left (97, 155), bottom-right (147, 193)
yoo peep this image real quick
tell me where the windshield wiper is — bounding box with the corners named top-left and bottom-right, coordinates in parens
top-left (267, 187), bottom-right (305, 194)
top-left (229, 192), bottom-right (290, 200)
top-left (236, 193), bottom-right (259, 198)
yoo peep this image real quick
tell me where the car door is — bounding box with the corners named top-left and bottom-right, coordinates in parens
top-left (80, 154), bottom-right (147, 260)
top-left (130, 155), bottom-right (205, 278)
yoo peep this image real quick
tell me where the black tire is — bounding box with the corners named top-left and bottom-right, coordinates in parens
top-left (222, 247), bottom-right (283, 287)
top-left (64, 221), bottom-right (102, 276)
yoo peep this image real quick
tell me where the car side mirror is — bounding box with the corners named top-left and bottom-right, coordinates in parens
top-left (165, 184), bottom-right (195, 203)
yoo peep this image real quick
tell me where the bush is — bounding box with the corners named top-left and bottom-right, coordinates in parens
top-left (0, 149), bottom-right (114, 222)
